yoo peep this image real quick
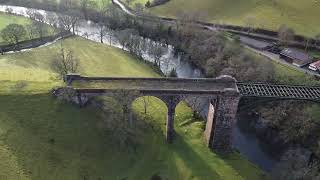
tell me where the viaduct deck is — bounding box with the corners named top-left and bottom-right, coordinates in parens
top-left (68, 75), bottom-right (320, 102)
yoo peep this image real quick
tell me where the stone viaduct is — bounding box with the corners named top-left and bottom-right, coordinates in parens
top-left (53, 74), bottom-right (320, 154)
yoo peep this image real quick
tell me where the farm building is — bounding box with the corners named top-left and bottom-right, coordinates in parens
top-left (280, 48), bottom-right (313, 67)
top-left (309, 60), bottom-right (320, 72)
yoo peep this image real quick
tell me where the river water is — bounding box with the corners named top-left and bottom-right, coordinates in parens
top-left (0, 5), bottom-right (278, 172)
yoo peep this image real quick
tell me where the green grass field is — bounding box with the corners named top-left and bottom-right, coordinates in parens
top-left (0, 13), bottom-right (56, 45)
top-left (133, 0), bottom-right (320, 37)
top-left (0, 13), bottom-right (31, 44)
top-left (0, 37), bottom-right (159, 93)
top-left (0, 36), bottom-right (265, 179)
top-left (0, 13), bottom-right (31, 29)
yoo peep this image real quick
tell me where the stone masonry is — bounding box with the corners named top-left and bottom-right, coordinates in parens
top-left (56, 74), bottom-right (241, 153)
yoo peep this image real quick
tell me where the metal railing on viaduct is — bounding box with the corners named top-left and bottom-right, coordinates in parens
top-left (53, 74), bottom-right (320, 154)
top-left (237, 82), bottom-right (320, 102)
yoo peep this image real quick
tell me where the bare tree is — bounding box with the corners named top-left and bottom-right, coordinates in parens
top-left (107, 29), bottom-right (114, 46)
top-left (141, 96), bottom-right (150, 114)
top-left (58, 14), bottom-right (73, 32)
top-left (26, 9), bottom-right (37, 20)
top-left (45, 12), bottom-right (58, 27)
top-left (97, 21), bottom-right (108, 43)
top-left (33, 12), bottom-right (46, 23)
top-left (5, 7), bottom-right (13, 14)
top-left (94, 0), bottom-right (113, 43)
top-left (116, 29), bottom-right (135, 49)
top-left (61, 10), bottom-right (81, 35)
top-left (51, 43), bottom-right (80, 81)
top-left (304, 37), bottom-right (311, 51)
top-left (126, 31), bottom-right (146, 56)
top-left (149, 42), bottom-right (165, 67)
top-left (57, 10), bottom-right (82, 35)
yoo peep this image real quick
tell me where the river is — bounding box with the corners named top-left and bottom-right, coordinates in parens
top-left (0, 4), bottom-right (279, 172)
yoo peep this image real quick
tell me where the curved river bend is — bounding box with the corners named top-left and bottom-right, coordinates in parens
top-left (0, 5), bottom-right (278, 172)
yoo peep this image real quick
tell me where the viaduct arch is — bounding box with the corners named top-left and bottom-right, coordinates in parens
top-left (53, 74), bottom-right (320, 154)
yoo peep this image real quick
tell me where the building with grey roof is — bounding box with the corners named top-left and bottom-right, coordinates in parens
top-left (280, 48), bottom-right (313, 67)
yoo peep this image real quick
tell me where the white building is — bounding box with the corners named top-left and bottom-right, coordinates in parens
top-left (309, 60), bottom-right (320, 72)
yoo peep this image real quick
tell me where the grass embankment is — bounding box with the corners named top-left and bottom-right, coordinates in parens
top-left (0, 36), bottom-right (264, 179)
top-left (132, 0), bottom-right (320, 37)
top-left (0, 37), bottom-right (159, 93)
top-left (0, 13), bottom-right (56, 45)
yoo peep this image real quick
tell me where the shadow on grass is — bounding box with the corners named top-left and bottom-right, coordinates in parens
top-left (0, 93), bottom-right (115, 180)
top-left (168, 133), bottom-right (222, 180)
top-left (0, 93), bottom-right (264, 180)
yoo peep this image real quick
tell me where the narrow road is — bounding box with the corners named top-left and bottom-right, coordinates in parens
top-left (246, 46), bottom-right (320, 77)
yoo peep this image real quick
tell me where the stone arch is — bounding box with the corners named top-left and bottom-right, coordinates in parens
top-left (131, 95), bottom-right (180, 143)
top-left (131, 95), bottom-right (169, 119)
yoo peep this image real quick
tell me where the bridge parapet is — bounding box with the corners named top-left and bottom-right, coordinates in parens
top-left (65, 74), bottom-right (239, 94)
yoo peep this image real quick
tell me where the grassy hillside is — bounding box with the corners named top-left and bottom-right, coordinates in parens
top-left (0, 13), bottom-right (31, 44)
top-left (0, 37), bottom-right (159, 93)
top-left (0, 13), bottom-right (31, 29)
top-left (0, 36), bottom-right (264, 179)
top-left (133, 0), bottom-right (320, 37)
top-left (0, 13), bottom-right (56, 45)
